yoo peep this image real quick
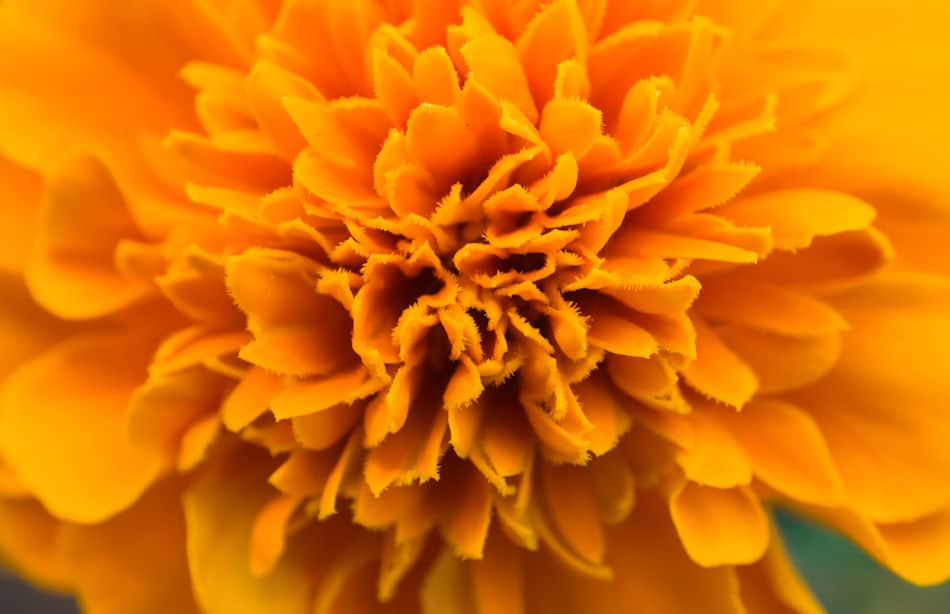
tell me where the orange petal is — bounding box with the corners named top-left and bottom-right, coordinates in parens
top-left (0, 0), bottom-right (230, 176)
top-left (716, 324), bottom-right (842, 395)
top-left (719, 189), bottom-right (875, 250)
top-left (221, 367), bottom-right (283, 432)
top-left (249, 494), bottom-right (302, 577)
top-left (271, 364), bottom-right (384, 420)
top-left (406, 103), bottom-right (479, 187)
top-left (796, 274), bottom-right (950, 523)
top-left (0, 333), bottom-right (164, 523)
top-left (539, 98), bottom-right (602, 159)
top-left (61, 478), bottom-right (201, 614)
top-left (461, 35), bottom-right (538, 122)
top-left (26, 155), bottom-right (152, 320)
top-left (540, 463), bottom-right (607, 566)
top-left (695, 278), bottom-right (847, 337)
top-left (675, 409), bottom-right (751, 489)
top-left (440, 464), bottom-right (494, 559)
top-left (681, 320), bottom-right (757, 409)
top-left (714, 399), bottom-right (844, 506)
top-left (744, 228), bottom-right (894, 291)
top-left (471, 530), bottom-right (526, 614)
top-left (0, 274), bottom-right (72, 381)
top-left (0, 155), bottom-right (42, 275)
top-left (291, 402), bottom-right (364, 451)
top-left (581, 295), bottom-right (658, 358)
top-left (517, 0), bottom-right (588, 106)
top-left (670, 483), bottom-right (770, 567)
top-left (184, 445), bottom-right (314, 614)
top-left (804, 503), bottom-right (950, 587)
top-left (246, 61), bottom-right (322, 159)
top-left (737, 523), bottom-right (826, 614)
top-left (541, 493), bottom-right (747, 614)
top-left (128, 368), bottom-right (230, 460)
top-left (0, 498), bottom-right (67, 591)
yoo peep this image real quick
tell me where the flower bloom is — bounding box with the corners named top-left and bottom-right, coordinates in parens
top-left (1, 1), bottom-right (949, 612)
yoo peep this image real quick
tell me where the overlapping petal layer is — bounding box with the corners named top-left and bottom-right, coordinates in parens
top-left (0, 0), bottom-right (948, 613)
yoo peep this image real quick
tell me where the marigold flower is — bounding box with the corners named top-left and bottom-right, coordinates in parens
top-left (1, 1), bottom-right (949, 613)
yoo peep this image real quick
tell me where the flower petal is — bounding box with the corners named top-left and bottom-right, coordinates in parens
top-left (0, 332), bottom-right (165, 523)
top-left (670, 483), bottom-right (770, 567)
top-left (680, 319), bottom-right (757, 409)
top-left (184, 444), bottom-right (314, 614)
top-left (0, 498), bottom-right (68, 590)
top-left (0, 155), bottom-right (42, 275)
top-left (713, 399), bottom-right (844, 506)
top-left (737, 523), bottom-right (826, 614)
top-left (26, 155), bottom-right (154, 320)
top-left (795, 273), bottom-right (950, 523)
top-left (533, 494), bottom-right (747, 614)
top-left (60, 478), bottom-right (201, 614)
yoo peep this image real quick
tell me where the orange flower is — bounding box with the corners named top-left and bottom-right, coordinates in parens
top-left (1, 1), bottom-right (949, 613)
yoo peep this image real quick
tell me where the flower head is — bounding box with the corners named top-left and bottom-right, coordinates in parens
top-left (1, 1), bottom-right (950, 613)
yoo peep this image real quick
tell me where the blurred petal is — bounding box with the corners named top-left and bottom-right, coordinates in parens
top-left (0, 332), bottom-right (165, 523)
top-left (0, 155), bottom-right (42, 275)
top-left (795, 274), bottom-right (950, 523)
top-left (60, 478), bottom-right (201, 614)
top-left (184, 443), bottom-right (314, 614)
top-left (0, 498), bottom-right (68, 591)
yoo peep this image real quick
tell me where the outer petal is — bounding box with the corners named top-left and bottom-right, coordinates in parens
top-left (0, 155), bottom-right (42, 275)
top-left (184, 442), bottom-right (314, 614)
top-left (0, 0), bottom-right (236, 172)
top-left (794, 1), bottom-right (950, 212)
top-left (0, 274), bottom-right (72, 381)
top-left (26, 155), bottom-right (154, 320)
top-left (0, 498), bottom-right (68, 591)
top-left (527, 494), bottom-right (747, 614)
top-left (787, 1), bottom-right (950, 275)
top-left (0, 332), bottom-right (165, 524)
top-left (794, 274), bottom-right (950, 523)
top-left (737, 522), bottom-right (826, 614)
top-left (0, 1), bottom-right (236, 235)
top-left (60, 478), bottom-right (201, 614)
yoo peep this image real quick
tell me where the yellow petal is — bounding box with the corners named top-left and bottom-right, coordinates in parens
top-left (1, 333), bottom-right (164, 523)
